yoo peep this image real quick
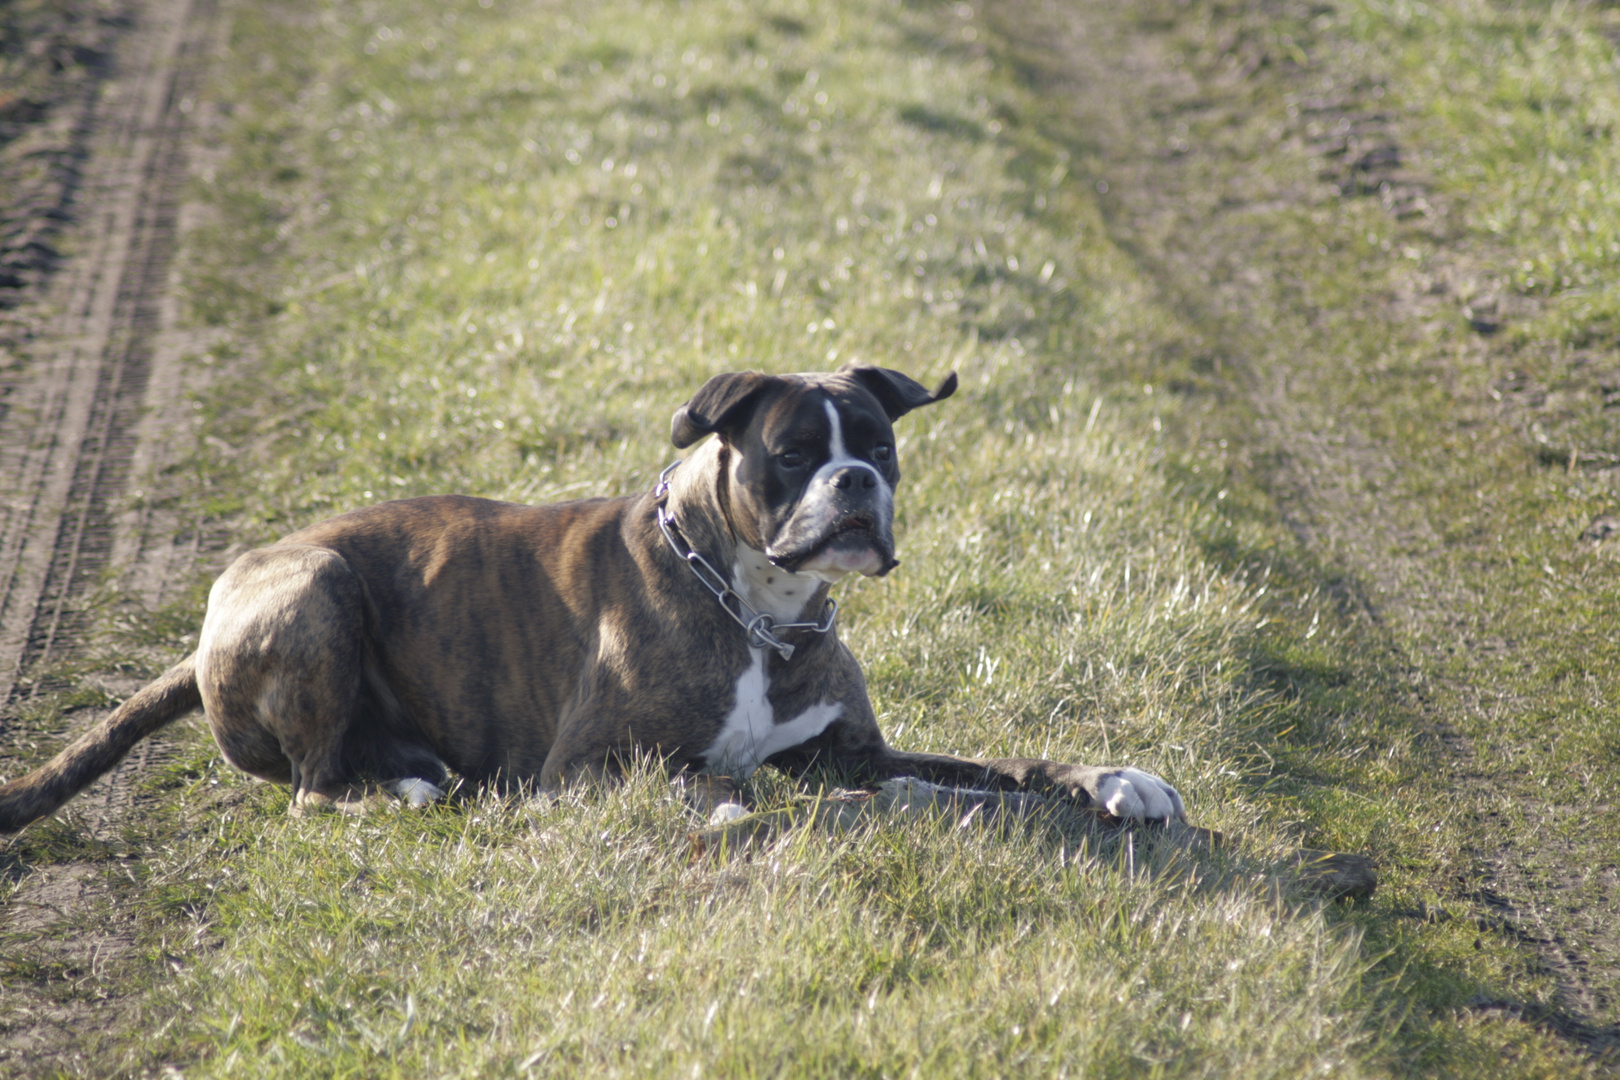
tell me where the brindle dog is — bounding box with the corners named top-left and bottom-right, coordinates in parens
top-left (0, 366), bottom-right (1183, 831)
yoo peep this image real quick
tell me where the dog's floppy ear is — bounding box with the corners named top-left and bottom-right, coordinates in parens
top-left (839, 364), bottom-right (958, 421)
top-left (671, 371), bottom-right (775, 448)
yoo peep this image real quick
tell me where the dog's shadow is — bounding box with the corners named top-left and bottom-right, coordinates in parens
top-left (675, 772), bottom-right (1377, 903)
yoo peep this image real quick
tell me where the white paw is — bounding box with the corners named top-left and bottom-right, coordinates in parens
top-left (389, 777), bottom-right (445, 808)
top-left (1096, 768), bottom-right (1185, 823)
top-left (708, 801), bottom-right (750, 826)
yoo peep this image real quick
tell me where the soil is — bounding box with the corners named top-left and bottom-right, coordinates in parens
top-left (0, 0), bottom-right (226, 1071)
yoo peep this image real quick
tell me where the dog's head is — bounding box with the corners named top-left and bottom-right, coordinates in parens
top-left (671, 364), bottom-right (956, 579)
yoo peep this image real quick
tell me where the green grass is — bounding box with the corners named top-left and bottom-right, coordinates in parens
top-left (8, 0), bottom-right (1620, 1074)
top-left (136, 768), bottom-right (1361, 1077)
top-left (981, 0), bottom-right (1620, 1067)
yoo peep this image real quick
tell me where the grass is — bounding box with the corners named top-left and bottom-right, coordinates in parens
top-left (4, 0), bottom-right (1619, 1074)
top-left (135, 771), bottom-right (1380, 1078)
top-left (982, 0), bottom-right (1620, 1064)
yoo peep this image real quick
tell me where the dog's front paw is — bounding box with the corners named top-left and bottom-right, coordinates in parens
top-left (1083, 767), bottom-right (1185, 823)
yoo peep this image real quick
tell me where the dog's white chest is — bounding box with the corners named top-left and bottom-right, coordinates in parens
top-left (703, 649), bottom-right (842, 777)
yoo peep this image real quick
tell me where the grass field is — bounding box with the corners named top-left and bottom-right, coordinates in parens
top-left (4, 0), bottom-right (1618, 1074)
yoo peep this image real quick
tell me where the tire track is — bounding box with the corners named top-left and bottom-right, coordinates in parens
top-left (0, 0), bottom-right (224, 1071)
top-left (992, 0), bottom-right (1620, 1065)
top-left (0, 0), bottom-right (215, 730)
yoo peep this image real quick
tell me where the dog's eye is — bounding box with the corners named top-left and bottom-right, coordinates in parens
top-left (871, 444), bottom-right (893, 462)
top-left (777, 450), bottom-right (807, 468)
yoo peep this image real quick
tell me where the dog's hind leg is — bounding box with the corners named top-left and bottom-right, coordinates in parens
top-left (196, 544), bottom-right (376, 813)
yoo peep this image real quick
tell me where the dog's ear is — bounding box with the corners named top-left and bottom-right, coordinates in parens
top-left (671, 371), bottom-right (775, 448)
top-left (839, 364), bottom-right (958, 421)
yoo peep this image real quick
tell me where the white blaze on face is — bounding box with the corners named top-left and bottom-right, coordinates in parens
top-left (794, 400), bottom-right (894, 581)
top-left (813, 398), bottom-right (886, 494)
top-left (703, 648), bottom-right (844, 777)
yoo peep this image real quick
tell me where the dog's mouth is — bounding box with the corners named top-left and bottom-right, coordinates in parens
top-left (830, 511), bottom-right (877, 539)
top-left (768, 512), bottom-right (897, 578)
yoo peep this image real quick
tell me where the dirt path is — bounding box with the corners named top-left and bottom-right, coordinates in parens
top-left (0, 0), bottom-right (217, 716)
top-left (997, 0), bottom-right (1620, 1064)
top-left (0, 0), bottom-right (223, 1070)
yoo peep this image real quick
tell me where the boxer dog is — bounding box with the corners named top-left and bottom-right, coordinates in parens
top-left (0, 365), bottom-right (1183, 831)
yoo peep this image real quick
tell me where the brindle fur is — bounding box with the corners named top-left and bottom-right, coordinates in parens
top-left (0, 367), bottom-right (1162, 832)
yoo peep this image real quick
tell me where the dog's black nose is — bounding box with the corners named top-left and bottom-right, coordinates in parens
top-left (829, 467), bottom-right (878, 491)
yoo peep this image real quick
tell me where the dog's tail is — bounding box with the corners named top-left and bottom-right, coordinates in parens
top-left (0, 656), bottom-right (201, 834)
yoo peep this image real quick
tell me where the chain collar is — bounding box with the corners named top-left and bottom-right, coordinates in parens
top-left (652, 461), bottom-right (836, 661)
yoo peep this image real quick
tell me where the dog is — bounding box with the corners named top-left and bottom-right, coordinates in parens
top-left (0, 365), bottom-right (1184, 831)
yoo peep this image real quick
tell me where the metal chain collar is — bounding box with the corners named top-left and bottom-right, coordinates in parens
top-left (652, 461), bottom-right (836, 661)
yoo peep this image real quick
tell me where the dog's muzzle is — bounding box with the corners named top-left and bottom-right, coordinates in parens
top-left (766, 476), bottom-right (897, 577)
